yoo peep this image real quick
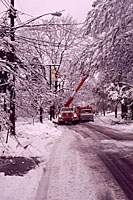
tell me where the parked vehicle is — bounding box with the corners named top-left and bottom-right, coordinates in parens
top-left (78, 106), bottom-right (94, 122)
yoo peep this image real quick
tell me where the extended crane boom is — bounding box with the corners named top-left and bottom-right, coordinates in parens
top-left (64, 73), bottom-right (88, 107)
top-left (57, 72), bottom-right (91, 125)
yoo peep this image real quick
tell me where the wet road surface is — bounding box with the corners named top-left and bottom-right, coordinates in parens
top-left (68, 122), bottom-right (133, 200)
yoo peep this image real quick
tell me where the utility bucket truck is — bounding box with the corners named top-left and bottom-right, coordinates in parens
top-left (58, 106), bottom-right (79, 125)
top-left (57, 72), bottom-right (94, 124)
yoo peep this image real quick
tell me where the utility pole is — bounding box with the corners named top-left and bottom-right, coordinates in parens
top-left (49, 65), bottom-right (52, 90)
top-left (46, 64), bottom-right (60, 91)
top-left (9, 0), bottom-right (16, 135)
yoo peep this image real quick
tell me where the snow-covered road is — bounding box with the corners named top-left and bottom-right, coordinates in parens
top-left (0, 115), bottom-right (132, 200)
top-left (35, 126), bottom-right (127, 200)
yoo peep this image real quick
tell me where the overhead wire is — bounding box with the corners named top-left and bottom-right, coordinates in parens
top-left (13, 1), bottom-right (44, 54)
top-left (1, 0), bottom-right (14, 14)
top-left (14, 22), bottom-right (84, 30)
top-left (3, 0), bottom-right (10, 6)
top-left (15, 9), bottom-right (64, 29)
top-left (15, 34), bottom-right (66, 48)
top-left (0, 10), bottom-right (7, 15)
top-left (1, 1), bottom-right (84, 62)
top-left (4, 0), bottom-right (14, 12)
top-left (17, 10), bottom-right (33, 18)
top-left (0, 0), bottom-right (16, 27)
top-left (1, 0), bottom-right (34, 21)
top-left (15, 0), bottom-right (33, 26)
top-left (1, 0), bottom-right (32, 23)
top-left (1, 21), bottom-right (84, 49)
top-left (15, 35), bottom-right (49, 47)
top-left (0, 0), bottom-right (9, 9)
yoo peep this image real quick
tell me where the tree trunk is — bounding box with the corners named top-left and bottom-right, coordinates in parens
top-left (40, 107), bottom-right (43, 123)
top-left (103, 103), bottom-right (105, 116)
top-left (130, 100), bottom-right (133, 120)
top-left (121, 103), bottom-right (128, 119)
top-left (115, 105), bottom-right (117, 118)
top-left (4, 97), bottom-right (7, 112)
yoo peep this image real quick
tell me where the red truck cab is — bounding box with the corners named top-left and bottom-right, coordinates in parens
top-left (58, 106), bottom-right (79, 124)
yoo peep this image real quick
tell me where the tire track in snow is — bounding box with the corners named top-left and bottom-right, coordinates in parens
top-left (45, 130), bottom-right (99, 200)
top-left (35, 126), bottom-right (128, 200)
top-left (35, 138), bottom-right (61, 200)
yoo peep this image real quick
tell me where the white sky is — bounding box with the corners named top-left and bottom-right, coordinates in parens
top-left (0, 0), bottom-right (95, 22)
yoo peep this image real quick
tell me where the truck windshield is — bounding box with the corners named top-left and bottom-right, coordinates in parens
top-left (80, 109), bottom-right (92, 113)
top-left (61, 108), bottom-right (74, 111)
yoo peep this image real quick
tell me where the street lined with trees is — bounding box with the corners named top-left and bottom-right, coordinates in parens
top-left (0, 0), bottom-right (133, 135)
top-left (0, 1), bottom-right (133, 199)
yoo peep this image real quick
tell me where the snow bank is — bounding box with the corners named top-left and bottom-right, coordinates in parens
top-left (94, 112), bottom-right (133, 154)
top-left (0, 118), bottom-right (62, 200)
top-left (94, 112), bottom-right (133, 133)
top-left (0, 118), bottom-right (62, 158)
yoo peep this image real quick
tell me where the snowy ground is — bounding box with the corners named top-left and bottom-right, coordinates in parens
top-left (94, 112), bottom-right (133, 133)
top-left (0, 118), bottom-right (62, 200)
top-left (0, 113), bottom-right (132, 200)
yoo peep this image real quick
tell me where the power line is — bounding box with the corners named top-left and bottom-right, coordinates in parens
top-left (15, 34), bottom-right (66, 47)
top-left (15, 22), bottom-right (84, 30)
top-left (0, 10), bottom-right (7, 15)
top-left (17, 10), bottom-right (33, 18)
top-left (0, 0), bottom-right (9, 9)
top-left (3, 0), bottom-right (10, 6)
top-left (15, 35), bottom-right (49, 46)
top-left (4, 0), bottom-right (14, 12)
top-left (1, 0), bottom-right (14, 13)
top-left (0, 0), bottom-right (17, 21)
top-left (16, 0), bottom-right (33, 25)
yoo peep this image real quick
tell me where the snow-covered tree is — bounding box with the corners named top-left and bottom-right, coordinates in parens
top-left (84, 0), bottom-right (133, 85)
top-left (0, 14), bottom-right (85, 127)
top-left (74, 0), bottom-right (133, 114)
top-left (14, 16), bottom-right (84, 110)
